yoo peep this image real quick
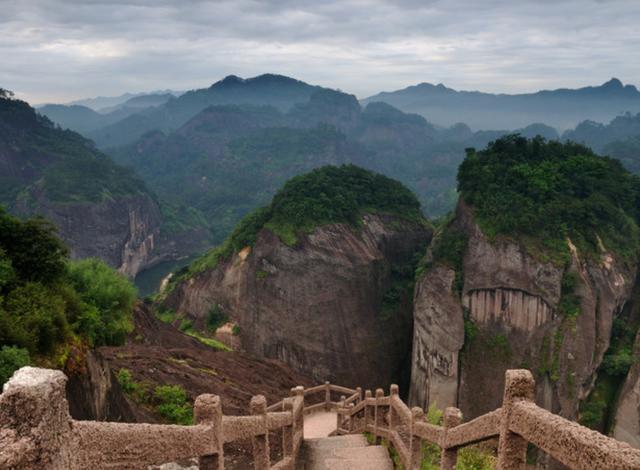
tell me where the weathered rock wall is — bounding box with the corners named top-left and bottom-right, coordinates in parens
top-left (410, 200), bottom-right (636, 421)
top-left (165, 214), bottom-right (431, 391)
top-left (15, 193), bottom-right (163, 278)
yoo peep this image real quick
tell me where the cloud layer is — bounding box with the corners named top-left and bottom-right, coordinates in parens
top-left (2, 0), bottom-right (639, 104)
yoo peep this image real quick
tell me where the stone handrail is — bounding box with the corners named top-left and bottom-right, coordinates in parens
top-left (334, 370), bottom-right (640, 470)
top-left (3, 368), bottom-right (640, 469)
top-left (0, 367), bottom-right (305, 470)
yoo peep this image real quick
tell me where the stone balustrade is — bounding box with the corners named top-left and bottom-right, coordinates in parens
top-left (2, 367), bottom-right (640, 469)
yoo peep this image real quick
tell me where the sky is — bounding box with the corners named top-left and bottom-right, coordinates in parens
top-left (1, 0), bottom-right (639, 104)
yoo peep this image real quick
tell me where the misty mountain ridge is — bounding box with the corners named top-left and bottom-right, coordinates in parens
top-left (363, 77), bottom-right (640, 130)
top-left (60, 89), bottom-right (183, 112)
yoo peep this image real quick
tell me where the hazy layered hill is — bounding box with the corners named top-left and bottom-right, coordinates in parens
top-left (0, 92), bottom-right (208, 276)
top-left (363, 78), bottom-right (640, 130)
top-left (63, 89), bottom-right (182, 111)
top-left (109, 82), bottom-right (571, 244)
top-left (38, 92), bottom-right (178, 136)
top-left (561, 113), bottom-right (640, 173)
top-left (85, 74), bottom-right (324, 148)
top-left (110, 102), bottom-right (367, 242)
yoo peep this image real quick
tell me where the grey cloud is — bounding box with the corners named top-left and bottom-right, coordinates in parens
top-left (0, 0), bottom-right (638, 103)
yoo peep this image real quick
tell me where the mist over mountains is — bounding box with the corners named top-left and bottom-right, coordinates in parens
top-left (363, 78), bottom-right (640, 131)
top-left (30, 73), bottom-right (640, 248)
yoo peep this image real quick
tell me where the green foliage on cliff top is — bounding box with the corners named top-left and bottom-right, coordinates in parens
top-left (169, 165), bottom-right (425, 284)
top-left (0, 95), bottom-right (147, 205)
top-left (0, 208), bottom-right (136, 365)
top-left (458, 135), bottom-right (640, 261)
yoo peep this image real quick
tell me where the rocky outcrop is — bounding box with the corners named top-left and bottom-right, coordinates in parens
top-left (409, 265), bottom-right (464, 410)
top-left (410, 201), bottom-right (636, 421)
top-left (165, 214), bottom-right (431, 391)
top-left (612, 329), bottom-right (640, 447)
top-left (15, 192), bottom-right (163, 278)
top-left (65, 349), bottom-right (136, 422)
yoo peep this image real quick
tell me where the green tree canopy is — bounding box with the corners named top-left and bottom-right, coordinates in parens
top-left (458, 135), bottom-right (640, 260)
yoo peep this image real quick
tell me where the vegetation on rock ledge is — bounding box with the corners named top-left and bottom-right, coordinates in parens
top-left (458, 135), bottom-right (640, 262)
top-left (167, 165), bottom-right (426, 286)
top-left (0, 208), bottom-right (136, 384)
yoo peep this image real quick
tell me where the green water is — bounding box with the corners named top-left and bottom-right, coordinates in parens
top-left (134, 256), bottom-right (196, 298)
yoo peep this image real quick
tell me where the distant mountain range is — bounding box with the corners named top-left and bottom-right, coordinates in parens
top-left (362, 78), bottom-right (640, 131)
top-left (62, 89), bottom-right (183, 112)
top-left (30, 73), bottom-right (640, 240)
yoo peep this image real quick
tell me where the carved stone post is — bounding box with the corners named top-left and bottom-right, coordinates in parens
top-left (250, 395), bottom-right (270, 470)
top-left (294, 386), bottom-right (304, 438)
top-left (497, 370), bottom-right (535, 470)
top-left (364, 390), bottom-right (373, 430)
top-left (440, 407), bottom-right (462, 470)
top-left (337, 395), bottom-right (346, 431)
top-left (348, 402), bottom-right (355, 433)
top-left (374, 388), bottom-right (384, 444)
top-left (195, 394), bottom-right (224, 470)
top-left (389, 384), bottom-right (399, 432)
top-left (325, 381), bottom-right (331, 411)
top-left (410, 407), bottom-right (425, 470)
top-left (0, 367), bottom-right (73, 469)
top-left (282, 398), bottom-right (294, 460)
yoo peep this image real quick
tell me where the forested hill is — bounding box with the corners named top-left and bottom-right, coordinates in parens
top-left (458, 135), bottom-right (640, 260)
top-left (0, 90), bottom-right (207, 277)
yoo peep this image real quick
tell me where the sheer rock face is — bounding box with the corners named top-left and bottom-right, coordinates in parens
top-left (408, 265), bottom-right (464, 410)
top-left (16, 193), bottom-right (163, 278)
top-left (410, 200), bottom-right (636, 421)
top-left (65, 350), bottom-right (136, 422)
top-left (165, 214), bottom-right (431, 391)
top-left (612, 330), bottom-right (640, 448)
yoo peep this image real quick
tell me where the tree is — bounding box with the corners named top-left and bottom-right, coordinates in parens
top-left (67, 258), bottom-right (136, 346)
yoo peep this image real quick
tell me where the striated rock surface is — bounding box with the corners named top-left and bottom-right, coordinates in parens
top-left (0, 95), bottom-right (192, 278)
top-left (410, 200), bottom-right (636, 420)
top-left (16, 192), bottom-right (163, 278)
top-left (409, 265), bottom-right (464, 409)
top-left (65, 349), bottom-right (136, 422)
top-left (165, 214), bottom-right (431, 391)
top-left (612, 329), bottom-right (640, 447)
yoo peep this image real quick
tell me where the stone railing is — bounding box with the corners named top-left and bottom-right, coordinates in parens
top-left (0, 367), bottom-right (305, 469)
top-left (3, 367), bottom-right (640, 469)
top-left (334, 369), bottom-right (640, 469)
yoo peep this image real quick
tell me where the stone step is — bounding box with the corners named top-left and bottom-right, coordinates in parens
top-left (299, 434), bottom-right (393, 470)
top-left (304, 434), bottom-right (369, 449)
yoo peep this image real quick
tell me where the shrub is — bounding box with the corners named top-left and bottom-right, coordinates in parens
top-left (206, 304), bottom-right (228, 331)
top-left (67, 258), bottom-right (136, 346)
top-left (179, 318), bottom-right (193, 332)
top-left (0, 345), bottom-right (30, 385)
top-left (154, 384), bottom-right (193, 425)
top-left (117, 368), bottom-right (136, 394)
top-left (2, 282), bottom-right (68, 354)
top-left (0, 209), bottom-right (69, 284)
top-left (232, 324), bottom-right (241, 336)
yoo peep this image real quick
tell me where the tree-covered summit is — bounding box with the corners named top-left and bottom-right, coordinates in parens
top-left (458, 135), bottom-right (640, 260)
top-left (171, 165), bottom-right (426, 281)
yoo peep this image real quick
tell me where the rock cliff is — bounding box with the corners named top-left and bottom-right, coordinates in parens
top-left (0, 94), bottom-right (196, 278)
top-left (410, 200), bottom-right (637, 420)
top-left (165, 213), bottom-right (431, 391)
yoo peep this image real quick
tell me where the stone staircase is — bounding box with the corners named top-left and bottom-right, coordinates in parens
top-left (298, 434), bottom-right (393, 470)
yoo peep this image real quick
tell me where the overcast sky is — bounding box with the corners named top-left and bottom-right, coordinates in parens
top-left (2, 0), bottom-right (639, 104)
